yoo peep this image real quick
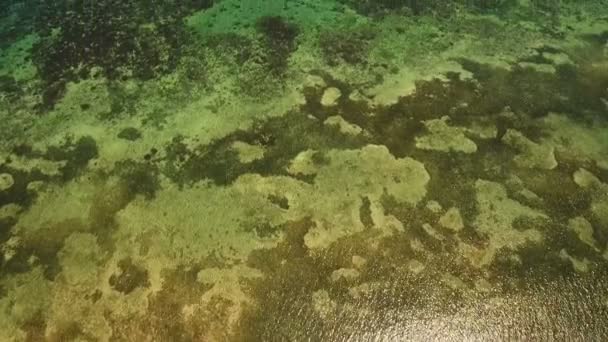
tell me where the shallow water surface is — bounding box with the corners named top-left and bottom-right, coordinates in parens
top-left (0, 0), bottom-right (608, 340)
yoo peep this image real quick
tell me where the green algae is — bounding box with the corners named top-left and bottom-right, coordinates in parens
top-left (45, 136), bottom-right (99, 181)
top-left (255, 16), bottom-right (300, 75)
top-left (319, 24), bottom-right (376, 66)
top-left (116, 127), bottom-right (142, 141)
top-left (113, 160), bottom-right (160, 199)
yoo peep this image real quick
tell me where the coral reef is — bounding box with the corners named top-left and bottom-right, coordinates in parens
top-left (0, 0), bottom-right (607, 339)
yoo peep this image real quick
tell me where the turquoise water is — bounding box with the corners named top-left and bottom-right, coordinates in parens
top-left (0, 0), bottom-right (608, 340)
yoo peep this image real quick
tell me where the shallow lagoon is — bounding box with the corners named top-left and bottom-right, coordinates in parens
top-left (0, 0), bottom-right (607, 340)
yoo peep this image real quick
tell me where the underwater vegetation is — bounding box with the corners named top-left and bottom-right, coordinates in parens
top-left (31, 0), bottom-right (214, 110)
top-left (255, 16), bottom-right (300, 75)
top-left (342, 0), bottom-right (561, 16)
top-left (319, 25), bottom-right (376, 66)
top-left (0, 0), bottom-right (608, 340)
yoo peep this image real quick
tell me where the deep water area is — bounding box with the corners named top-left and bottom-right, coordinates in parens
top-left (1, 0), bottom-right (608, 340)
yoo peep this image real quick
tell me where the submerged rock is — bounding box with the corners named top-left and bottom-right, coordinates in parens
top-left (568, 217), bottom-right (599, 251)
top-left (26, 180), bottom-right (46, 195)
top-left (287, 149), bottom-right (319, 176)
top-left (312, 290), bottom-right (336, 320)
top-left (323, 115), bottom-right (364, 136)
top-left (573, 168), bottom-right (601, 188)
top-left (572, 168), bottom-right (608, 231)
top-left (329, 268), bottom-right (360, 283)
top-left (540, 114), bottom-right (608, 170)
top-left (439, 207), bottom-right (464, 232)
top-left (351, 255), bottom-right (367, 269)
top-left (502, 129), bottom-right (557, 170)
top-left (0, 173), bottom-right (14, 191)
top-left (591, 198), bottom-right (608, 230)
top-left (559, 249), bottom-right (590, 273)
top-left (422, 223), bottom-right (445, 241)
top-left (0, 203), bottom-right (22, 220)
top-left (441, 273), bottom-right (467, 291)
top-left (230, 141), bottom-right (265, 163)
top-left (415, 116), bottom-right (477, 154)
top-left (460, 179), bottom-right (545, 267)
top-left (407, 259), bottom-right (425, 274)
top-left (425, 200), bottom-right (443, 213)
top-left (320, 87), bottom-right (341, 107)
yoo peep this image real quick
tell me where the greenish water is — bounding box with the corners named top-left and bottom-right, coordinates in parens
top-left (0, 0), bottom-right (608, 340)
